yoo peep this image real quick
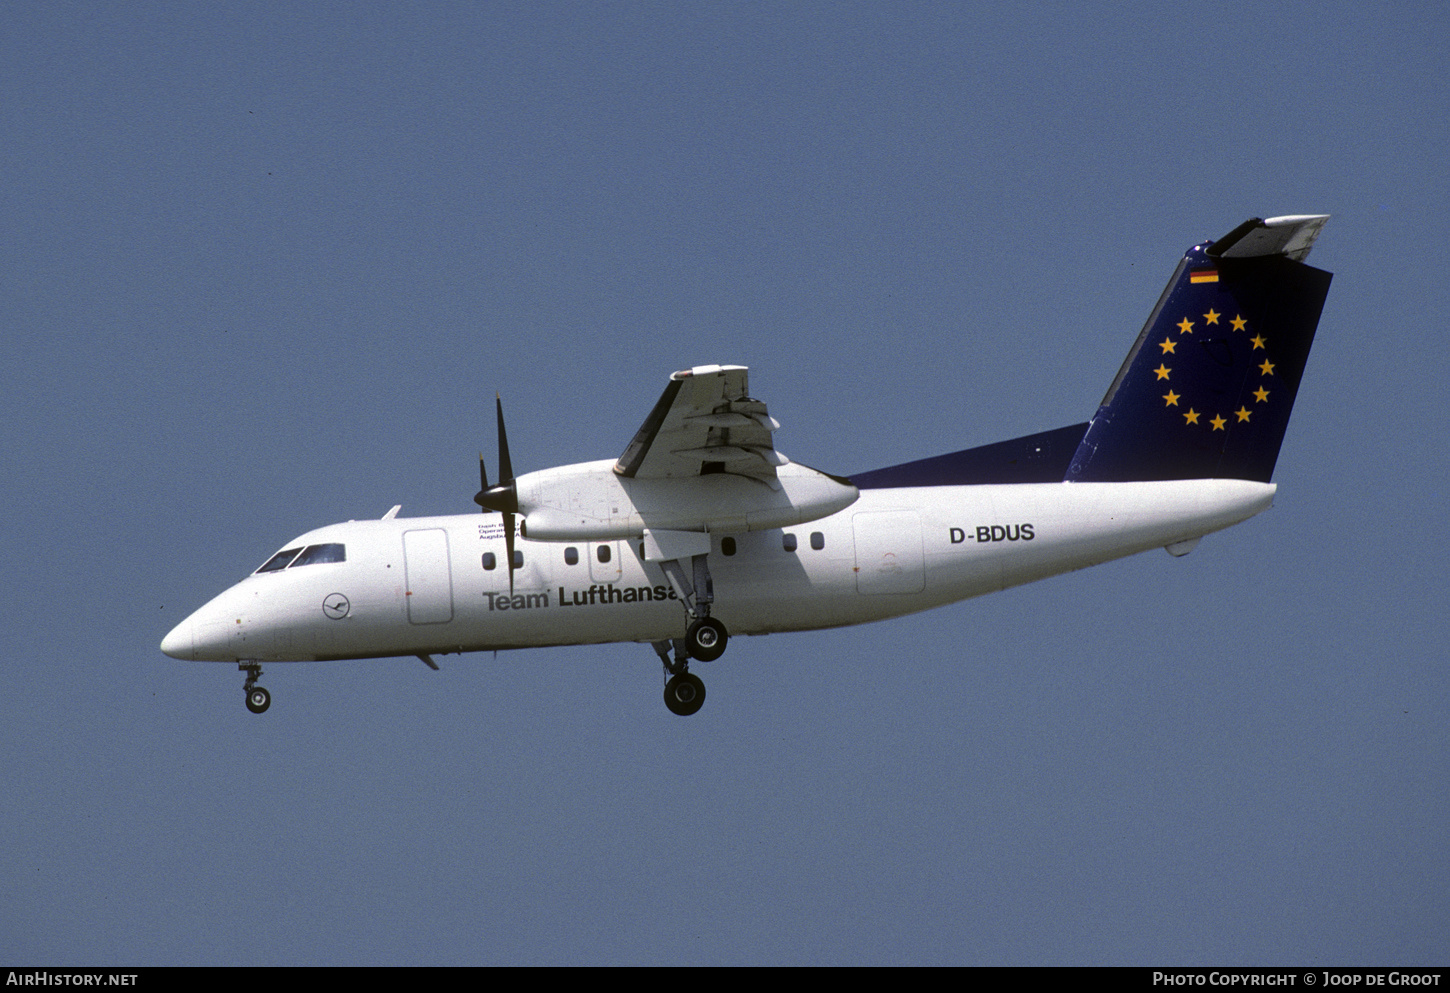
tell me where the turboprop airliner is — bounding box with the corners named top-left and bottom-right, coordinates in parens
top-left (162, 214), bottom-right (1333, 716)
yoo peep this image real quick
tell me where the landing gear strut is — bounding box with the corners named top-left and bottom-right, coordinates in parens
top-left (241, 662), bottom-right (270, 714)
top-left (658, 550), bottom-right (730, 662)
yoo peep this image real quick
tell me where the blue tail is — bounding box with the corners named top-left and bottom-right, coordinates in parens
top-left (1065, 215), bottom-right (1332, 483)
top-left (849, 216), bottom-right (1332, 492)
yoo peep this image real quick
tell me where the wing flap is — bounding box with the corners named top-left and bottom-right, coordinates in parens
top-left (615, 365), bottom-right (786, 480)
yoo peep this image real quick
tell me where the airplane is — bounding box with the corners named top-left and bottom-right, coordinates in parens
top-left (161, 214), bottom-right (1333, 716)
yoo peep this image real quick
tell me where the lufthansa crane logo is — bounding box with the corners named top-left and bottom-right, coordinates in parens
top-left (322, 593), bottom-right (350, 619)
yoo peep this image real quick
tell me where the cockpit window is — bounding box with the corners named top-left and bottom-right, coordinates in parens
top-left (291, 543), bottom-right (346, 567)
top-left (257, 548), bottom-right (303, 573)
top-left (255, 543), bottom-right (346, 574)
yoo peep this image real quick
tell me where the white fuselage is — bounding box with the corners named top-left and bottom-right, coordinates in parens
top-left (161, 478), bottom-right (1274, 664)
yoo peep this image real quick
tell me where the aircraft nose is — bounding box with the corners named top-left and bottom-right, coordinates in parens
top-left (162, 594), bottom-right (248, 662)
top-left (161, 616), bottom-right (195, 660)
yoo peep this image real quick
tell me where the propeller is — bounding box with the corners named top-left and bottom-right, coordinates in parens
top-left (474, 394), bottom-right (520, 593)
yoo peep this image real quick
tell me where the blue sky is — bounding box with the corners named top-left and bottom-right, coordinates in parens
top-left (3, 1), bottom-right (1446, 965)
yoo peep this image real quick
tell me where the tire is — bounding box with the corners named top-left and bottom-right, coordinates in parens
top-left (246, 686), bottom-right (271, 714)
top-left (685, 617), bottom-right (728, 662)
top-left (663, 673), bottom-right (706, 716)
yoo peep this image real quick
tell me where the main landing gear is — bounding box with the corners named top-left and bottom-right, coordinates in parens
top-left (241, 662), bottom-right (270, 714)
top-left (685, 616), bottom-right (728, 662)
top-left (650, 549), bottom-right (731, 716)
top-left (665, 671), bottom-right (706, 716)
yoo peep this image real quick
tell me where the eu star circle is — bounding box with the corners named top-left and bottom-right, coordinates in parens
top-left (322, 593), bottom-right (350, 619)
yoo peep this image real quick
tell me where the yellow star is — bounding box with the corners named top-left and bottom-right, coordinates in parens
top-left (1259, 359), bottom-right (1275, 376)
top-left (1154, 364), bottom-right (1171, 380)
top-left (1236, 406), bottom-right (1252, 422)
top-left (1254, 386), bottom-right (1270, 403)
top-left (1250, 334), bottom-right (1267, 350)
top-left (1231, 314), bottom-right (1247, 332)
top-left (1184, 408), bottom-right (1200, 425)
top-left (1210, 414), bottom-right (1227, 431)
top-left (1177, 318), bottom-right (1194, 335)
top-left (1204, 309), bottom-right (1220, 325)
top-left (1160, 338), bottom-right (1177, 354)
top-left (1163, 390), bottom-right (1180, 406)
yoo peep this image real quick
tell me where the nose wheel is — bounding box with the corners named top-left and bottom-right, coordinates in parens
top-left (240, 663), bottom-right (271, 714)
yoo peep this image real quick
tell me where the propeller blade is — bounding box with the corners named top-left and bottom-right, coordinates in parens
top-left (476, 395), bottom-right (520, 514)
top-left (496, 394), bottom-right (513, 485)
top-left (474, 394), bottom-right (520, 594)
top-left (503, 511), bottom-right (517, 595)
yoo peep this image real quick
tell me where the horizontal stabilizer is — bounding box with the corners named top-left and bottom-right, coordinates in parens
top-left (1208, 214), bottom-right (1329, 262)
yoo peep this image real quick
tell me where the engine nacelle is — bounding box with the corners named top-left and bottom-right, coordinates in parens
top-left (515, 459), bottom-right (858, 541)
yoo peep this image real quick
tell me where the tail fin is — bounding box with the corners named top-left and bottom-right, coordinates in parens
top-left (1065, 215), bottom-right (1332, 483)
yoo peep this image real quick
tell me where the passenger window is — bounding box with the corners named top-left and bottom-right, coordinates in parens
top-left (512, 550), bottom-right (523, 569)
top-left (783, 534), bottom-right (797, 553)
top-left (810, 532), bottom-right (825, 550)
top-left (291, 543), bottom-right (346, 567)
top-left (565, 547), bottom-right (579, 566)
top-left (257, 548), bottom-right (302, 573)
top-left (596, 544), bottom-right (611, 564)
top-left (721, 537), bottom-right (736, 556)
top-left (482, 553), bottom-right (496, 571)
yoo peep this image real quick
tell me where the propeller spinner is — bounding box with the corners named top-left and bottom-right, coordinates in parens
top-left (474, 395), bottom-right (520, 593)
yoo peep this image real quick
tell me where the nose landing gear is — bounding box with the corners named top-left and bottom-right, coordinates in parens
top-left (240, 662), bottom-right (270, 714)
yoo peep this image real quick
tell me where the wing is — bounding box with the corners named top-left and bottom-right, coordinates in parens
top-left (614, 365), bottom-right (785, 482)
